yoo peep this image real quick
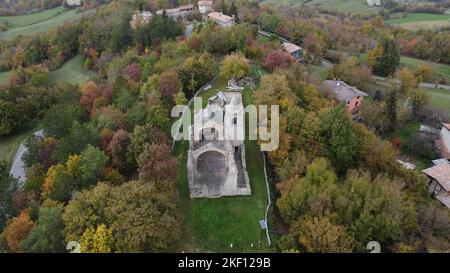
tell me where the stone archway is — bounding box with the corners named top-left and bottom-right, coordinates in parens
top-left (196, 150), bottom-right (228, 195)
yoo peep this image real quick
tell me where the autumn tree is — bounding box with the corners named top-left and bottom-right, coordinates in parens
top-left (221, 52), bottom-right (250, 80)
top-left (289, 214), bottom-right (354, 253)
top-left (2, 210), bottom-right (34, 252)
top-left (80, 224), bottom-right (115, 253)
top-left (138, 143), bottom-right (177, 183)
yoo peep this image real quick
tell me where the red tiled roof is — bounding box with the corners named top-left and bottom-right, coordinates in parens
top-left (423, 164), bottom-right (450, 192)
top-left (443, 123), bottom-right (450, 130)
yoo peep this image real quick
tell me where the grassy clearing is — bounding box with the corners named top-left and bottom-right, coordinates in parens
top-left (423, 87), bottom-right (450, 119)
top-left (173, 72), bottom-right (274, 252)
top-left (0, 8), bottom-right (96, 40)
top-left (391, 120), bottom-right (430, 170)
top-left (310, 64), bottom-right (329, 80)
top-left (385, 12), bottom-right (450, 24)
top-left (309, 0), bottom-right (381, 14)
top-left (0, 121), bottom-right (42, 168)
top-left (0, 70), bottom-right (11, 84)
top-left (50, 55), bottom-right (95, 85)
top-left (0, 6), bottom-right (67, 29)
top-left (400, 56), bottom-right (450, 82)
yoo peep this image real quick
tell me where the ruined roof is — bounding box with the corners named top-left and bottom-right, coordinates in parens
top-left (282, 42), bottom-right (301, 54)
top-left (436, 191), bottom-right (450, 208)
top-left (208, 12), bottom-right (234, 23)
top-left (198, 0), bottom-right (214, 6)
top-left (179, 4), bottom-right (194, 10)
top-left (423, 164), bottom-right (450, 192)
top-left (443, 123), bottom-right (450, 130)
top-left (322, 80), bottom-right (368, 102)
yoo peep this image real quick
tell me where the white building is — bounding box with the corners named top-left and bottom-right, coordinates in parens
top-left (157, 4), bottom-right (194, 19)
top-left (366, 0), bottom-right (381, 6)
top-left (198, 0), bottom-right (213, 14)
top-left (207, 12), bottom-right (235, 27)
top-left (130, 10), bottom-right (152, 29)
top-left (66, 0), bottom-right (82, 6)
top-left (441, 123), bottom-right (450, 154)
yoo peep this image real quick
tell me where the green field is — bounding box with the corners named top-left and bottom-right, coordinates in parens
top-left (0, 6), bottom-right (67, 30)
top-left (173, 74), bottom-right (274, 252)
top-left (385, 12), bottom-right (450, 30)
top-left (400, 56), bottom-right (450, 82)
top-left (0, 56), bottom-right (94, 85)
top-left (261, 0), bottom-right (382, 14)
top-left (424, 87), bottom-right (450, 118)
top-left (0, 8), bottom-right (96, 40)
top-left (0, 70), bottom-right (11, 84)
top-left (0, 121), bottom-right (42, 168)
top-left (50, 55), bottom-right (96, 85)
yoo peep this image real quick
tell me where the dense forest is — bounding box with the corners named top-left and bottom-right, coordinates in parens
top-left (0, 0), bottom-right (449, 253)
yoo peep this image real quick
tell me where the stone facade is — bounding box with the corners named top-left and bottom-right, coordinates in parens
top-left (187, 92), bottom-right (251, 198)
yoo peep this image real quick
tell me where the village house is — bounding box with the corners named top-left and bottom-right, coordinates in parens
top-left (282, 42), bottom-right (302, 60)
top-left (423, 159), bottom-right (450, 208)
top-left (65, 0), bottom-right (82, 7)
top-left (320, 80), bottom-right (368, 114)
top-left (207, 11), bottom-right (235, 27)
top-left (198, 0), bottom-right (214, 14)
top-left (366, 0), bottom-right (381, 6)
top-left (157, 4), bottom-right (194, 19)
top-left (130, 10), bottom-right (152, 29)
top-left (441, 123), bottom-right (450, 154)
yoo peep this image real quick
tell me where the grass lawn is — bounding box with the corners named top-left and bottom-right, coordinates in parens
top-left (423, 87), bottom-right (450, 119)
top-left (310, 64), bottom-right (329, 80)
top-left (400, 56), bottom-right (450, 82)
top-left (391, 120), bottom-right (430, 170)
top-left (0, 8), bottom-right (96, 40)
top-left (385, 12), bottom-right (450, 30)
top-left (0, 70), bottom-right (11, 84)
top-left (0, 6), bottom-right (67, 30)
top-left (309, 0), bottom-right (381, 14)
top-left (173, 73), bottom-right (274, 252)
top-left (50, 55), bottom-right (96, 85)
top-left (0, 121), bottom-right (42, 168)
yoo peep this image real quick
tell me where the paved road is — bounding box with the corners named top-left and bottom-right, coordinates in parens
top-left (185, 23), bottom-right (193, 38)
top-left (9, 130), bottom-right (44, 187)
top-left (374, 76), bottom-right (450, 90)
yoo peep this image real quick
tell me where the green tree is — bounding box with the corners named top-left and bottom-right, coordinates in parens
top-left (320, 105), bottom-right (358, 172)
top-left (372, 37), bottom-right (400, 77)
top-left (21, 206), bottom-right (65, 253)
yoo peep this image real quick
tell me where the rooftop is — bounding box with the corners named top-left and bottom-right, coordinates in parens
top-left (208, 12), bottom-right (234, 23)
top-left (443, 123), bottom-right (450, 130)
top-left (322, 80), bottom-right (368, 102)
top-left (423, 164), bottom-right (450, 192)
top-left (282, 42), bottom-right (301, 54)
top-left (198, 0), bottom-right (214, 6)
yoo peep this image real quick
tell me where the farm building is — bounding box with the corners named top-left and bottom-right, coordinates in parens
top-left (207, 12), bottom-right (235, 27)
top-left (366, 0), bottom-right (381, 6)
top-left (441, 123), bottom-right (450, 154)
top-left (423, 159), bottom-right (450, 208)
top-left (66, 0), bottom-right (82, 7)
top-left (157, 4), bottom-right (193, 19)
top-left (198, 0), bottom-right (214, 14)
top-left (130, 10), bottom-right (152, 29)
top-left (282, 42), bottom-right (302, 60)
top-left (320, 80), bottom-right (368, 113)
